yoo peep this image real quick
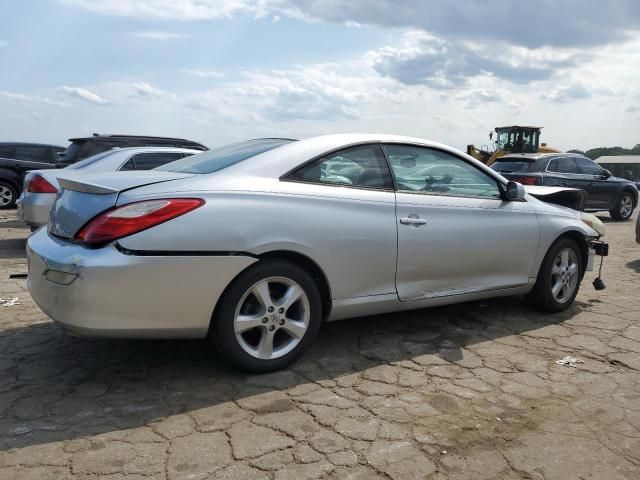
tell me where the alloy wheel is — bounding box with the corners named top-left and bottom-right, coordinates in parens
top-left (233, 277), bottom-right (310, 360)
top-left (0, 186), bottom-right (13, 207)
top-left (619, 195), bottom-right (633, 219)
top-left (550, 248), bottom-right (579, 303)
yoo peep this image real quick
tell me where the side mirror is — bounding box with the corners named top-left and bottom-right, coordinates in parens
top-left (505, 181), bottom-right (526, 201)
top-left (601, 169), bottom-right (612, 179)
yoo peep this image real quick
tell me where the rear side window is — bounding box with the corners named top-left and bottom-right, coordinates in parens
top-left (66, 150), bottom-right (115, 170)
top-left (548, 157), bottom-right (579, 174)
top-left (157, 139), bottom-right (293, 174)
top-left (491, 158), bottom-right (537, 173)
top-left (288, 144), bottom-right (393, 189)
top-left (120, 152), bottom-right (189, 171)
top-left (13, 146), bottom-right (51, 162)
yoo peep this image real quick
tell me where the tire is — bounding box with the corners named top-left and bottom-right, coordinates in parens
top-left (610, 191), bottom-right (634, 221)
top-left (0, 180), bottom-right (18, 209)
top-left (211, 259), bottom-right (322, 372)
top-left (526, 237), bottom-right (584, 313)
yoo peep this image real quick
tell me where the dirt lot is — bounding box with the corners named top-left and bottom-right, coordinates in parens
top-left (0, 209), bottom-right (639, 480)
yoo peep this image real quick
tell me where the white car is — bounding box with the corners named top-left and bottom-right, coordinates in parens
top-left (17, 147), bottom-right (199, 229)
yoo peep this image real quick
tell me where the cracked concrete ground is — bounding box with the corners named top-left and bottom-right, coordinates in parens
top-left (1, 209), bottom-right (639, 480)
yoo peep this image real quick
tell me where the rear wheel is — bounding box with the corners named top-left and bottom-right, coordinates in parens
top-left (0, 181), bottom-right (18, 209)
top-left (211, 260), bottom-right (322, 372)
top-left (526, 237), bottom-right (584, 312)
top-left (610, 192), bottom-right (634, 221)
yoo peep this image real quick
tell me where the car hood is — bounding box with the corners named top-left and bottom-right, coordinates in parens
top-left (524, 185), bottom-right (586, 211)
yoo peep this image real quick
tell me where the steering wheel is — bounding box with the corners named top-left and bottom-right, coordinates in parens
top-left (421, 174), bottom-right (453, 191)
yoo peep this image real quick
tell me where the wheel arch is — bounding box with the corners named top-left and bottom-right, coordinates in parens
top-left (257, 250), bottom-right (333, 321)
top-left (620, 186), bottom-right (638, 208)
top-left (208, 249), bottom-right (333, 337)
top-left (552, 230), bottom-right (590, 274)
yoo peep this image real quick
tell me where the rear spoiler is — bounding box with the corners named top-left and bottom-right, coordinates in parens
top-left (524, 185), bottom-right (586, 211)
top-left (58, 178), bottom-right (118, 195)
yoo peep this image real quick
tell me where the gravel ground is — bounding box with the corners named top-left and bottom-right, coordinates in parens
top-left (0, 209), bottom-right (639, 480)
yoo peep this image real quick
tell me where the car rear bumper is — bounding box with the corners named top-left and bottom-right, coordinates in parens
top-left (17, 192), bottom-right (56, 228)
top-left (27, 229), bottom-right (257, 338)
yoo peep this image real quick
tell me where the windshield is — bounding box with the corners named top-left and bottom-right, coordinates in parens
top-left (64, 150), bottom-right (114, 170)
top-left (491, 158), bottom-right (537, 173)
top-left (156, 138), bottom-right (294, 174)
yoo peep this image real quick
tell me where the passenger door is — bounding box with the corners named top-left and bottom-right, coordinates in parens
top-left (575, 157), bottom-right (617, 210)
top-left (384, 144), bottom-right (539, 301)
top-left (283, 144), bottom-right (397, 299)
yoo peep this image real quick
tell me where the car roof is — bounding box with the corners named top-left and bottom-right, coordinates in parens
top-left (224, 133), bottom-right (496, 177)
top-left (499, 152), bottom-right (585, 161)
top-left (103, 146), bottom-right (202, 154)
top-left (68, 134), bottom-right (202, 143)
top-left (0, 142), bottom-right (64, 148)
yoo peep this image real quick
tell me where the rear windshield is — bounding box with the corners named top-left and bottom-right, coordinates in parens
top-left (491, 158), bottom-right (538, 173)
top-left (64, 150), bottom-right (114, 170)
top-left (156, 139), bottom-right (294, 174)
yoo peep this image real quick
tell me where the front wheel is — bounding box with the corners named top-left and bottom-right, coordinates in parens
top-left (211, 260), bottom-right (322, 372)
top-left (526, 237), bottom-right (584, 312)
top-left (610, 192), bottom-right (634, 221)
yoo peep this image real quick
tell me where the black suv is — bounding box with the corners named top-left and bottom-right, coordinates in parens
top-left (57, 134), bottom-right (208, 167)
top-left (0, 142), bottom-right (65, 208)
top-left (492, 153), bottom-right (639, 220)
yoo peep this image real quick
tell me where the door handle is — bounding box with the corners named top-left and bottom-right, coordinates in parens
top-left (560, 180), bottom-right (568, 186)
top-left (400, 217), bottom-right (427, 226)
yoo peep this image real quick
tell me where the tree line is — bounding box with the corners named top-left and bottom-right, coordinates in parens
top-left (567, 143), bottom-right (640, 160)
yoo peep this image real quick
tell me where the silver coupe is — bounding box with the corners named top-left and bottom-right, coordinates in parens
top-left (27, 134), bottom-right (606, 372)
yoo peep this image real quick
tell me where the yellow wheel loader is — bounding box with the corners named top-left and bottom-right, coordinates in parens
top-left (467, 126), bottom-right (561, 165)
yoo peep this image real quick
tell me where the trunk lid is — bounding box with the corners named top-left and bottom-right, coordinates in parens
top-left (48, 171), bottom-right (194, 239)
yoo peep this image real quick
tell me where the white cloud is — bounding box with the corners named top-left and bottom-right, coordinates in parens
top-left (60, 0), bottom-right (640, 49)
top-left (59, 0), bottom-right (257, 20)
top-left (57, 85), bottom-right (109, 104)
top-left (129, 31), bottom-right (189, 40)
top-left (367, 31), bottom-right (588, 89)
top-left (129, 82), bottom-right (167, 98)
top-left (180, 69), bottom-right (225, 78)
top-left (0, 90), bottom-right (66, 107)
top-left (541, 84), bottom-right (592, 103)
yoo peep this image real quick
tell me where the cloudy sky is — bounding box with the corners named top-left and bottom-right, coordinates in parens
top-left (1, 0), bottom-right (640, 151)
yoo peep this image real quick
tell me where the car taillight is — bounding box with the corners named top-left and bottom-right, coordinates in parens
top-left (27, 175), bottom-right (58, 193)
top-left (76, 198), bottom-right (205, 245)
top-left (510, 175), bottom-right (539, 186)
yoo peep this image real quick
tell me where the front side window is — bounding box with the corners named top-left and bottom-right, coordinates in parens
top-left (288, 144), bottom-right (393, 189)
top-left (384, 144), bottom-right (501, 198)
top-left (575, 157), bottom-right (601, 175)
top-left (548, 157), bottom-right (579, 174)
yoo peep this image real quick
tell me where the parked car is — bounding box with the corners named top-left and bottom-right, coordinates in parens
top-left (55, 134), bottom-right (207, 167)
top-left (27, 134), bottom-right (607, 372)
top-left (0, 142), bottom-right (65, 208)
top-left (17, 147), bottom-right (201, 230)
top-left (491, 153), bottom-right (639, 220)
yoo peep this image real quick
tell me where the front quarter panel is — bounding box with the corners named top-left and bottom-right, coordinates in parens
top-left (528, 194), bottom-right (597, 273)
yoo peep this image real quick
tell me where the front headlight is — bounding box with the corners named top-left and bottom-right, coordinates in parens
top-left (581, 212), bottom-right (606, 237)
